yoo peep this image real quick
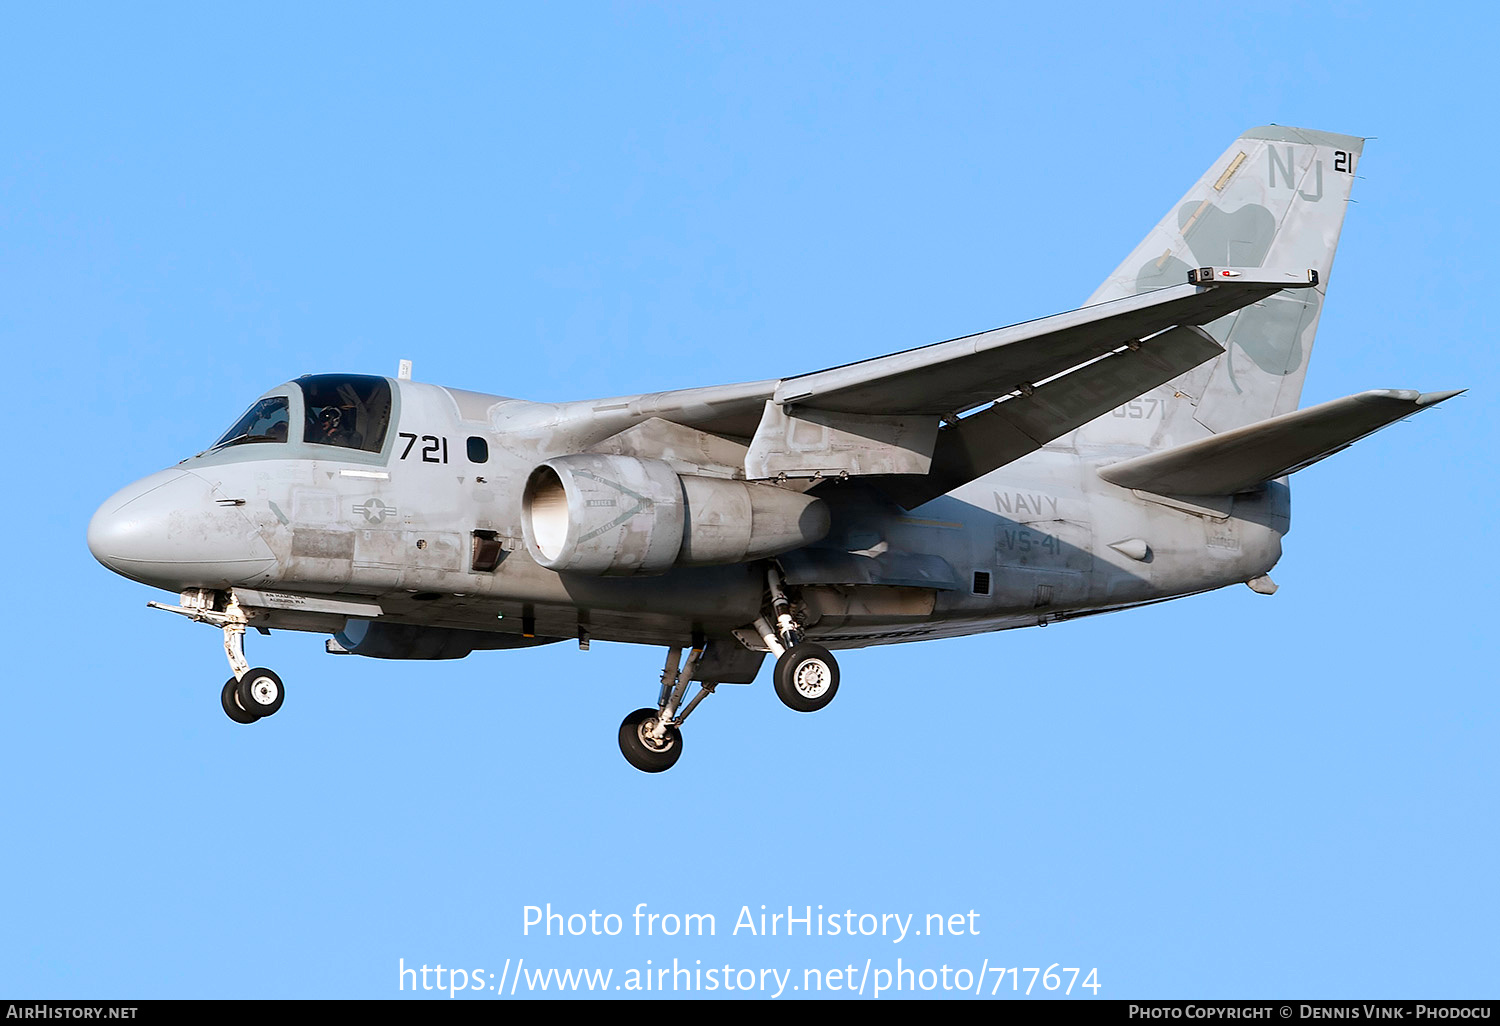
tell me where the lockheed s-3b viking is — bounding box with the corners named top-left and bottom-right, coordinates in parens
top-left (87, 126), bottom-right (1460, 771)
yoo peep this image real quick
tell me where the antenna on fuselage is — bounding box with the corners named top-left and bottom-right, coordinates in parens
top-left (397, 359), bottom-right (412, 381)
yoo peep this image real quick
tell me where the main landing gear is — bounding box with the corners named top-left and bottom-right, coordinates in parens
top-left (772, 643), bottom-right (839, 713)
top-left (615, 567), bottom-right (842, 774)
top-left (758, 566), bottom-right (840, 713)
top-left (146, 590), bottom-right (287, 726)
top-left (618, 646), bottom-right (718, 773)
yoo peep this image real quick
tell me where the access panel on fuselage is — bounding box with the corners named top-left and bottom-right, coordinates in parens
top-left (989, 485), bottom-right (1094, 611)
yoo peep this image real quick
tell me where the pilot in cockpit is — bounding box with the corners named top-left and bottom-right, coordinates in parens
top-left (312, 406), bottom-right (363, 449)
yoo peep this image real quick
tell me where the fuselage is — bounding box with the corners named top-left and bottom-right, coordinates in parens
top-left (87, 373), bottom-right (1288, 655)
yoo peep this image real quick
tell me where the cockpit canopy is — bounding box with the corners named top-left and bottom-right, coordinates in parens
top-left (211, 396), bottom-right (290, 449)
top-left (210, 374), bottom-right (393, 454)
top-left (298, 374), bottom-right (392, 452)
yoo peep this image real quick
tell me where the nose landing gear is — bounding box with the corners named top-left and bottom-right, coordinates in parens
top-left (148, 590), bottom-right (287, 725)
top-left (221, 678), bottom-right (259, 724)
top-left (219, 668), bottom-right (284, 723)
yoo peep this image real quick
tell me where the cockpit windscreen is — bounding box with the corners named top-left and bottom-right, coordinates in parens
top-left (211, 396), bottom-right (290, 449)
top-left (299, 374), bottom-right (392, 453)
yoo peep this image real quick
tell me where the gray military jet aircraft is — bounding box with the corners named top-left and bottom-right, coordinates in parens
top-left (88, 125), bottom-right (1459, 771)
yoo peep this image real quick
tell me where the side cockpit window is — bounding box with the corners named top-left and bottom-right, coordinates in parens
top-left (298, 374), bottom-right (392, 453)
top-left (211, 396), bottom-right (290, 450)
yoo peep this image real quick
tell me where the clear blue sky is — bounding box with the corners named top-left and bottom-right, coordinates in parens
top-left (3, 2), bottom-right (1494, 1000)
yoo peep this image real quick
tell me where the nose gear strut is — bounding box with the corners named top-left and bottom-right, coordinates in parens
top-left (148, 590), bottom-right (288, 724)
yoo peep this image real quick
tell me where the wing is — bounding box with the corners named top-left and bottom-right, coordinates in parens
top-left (772, 271), bottom-right (1309, 416)
top-left (739, 271), bottom-right (1309, 500)
top-left (532, 269), bottom-right (1312, 506)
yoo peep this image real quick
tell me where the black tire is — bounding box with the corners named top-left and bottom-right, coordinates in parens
top-left (221, 678), bottom-right (260, 724)
top-left (618, 707), bottom-right (683, 773)
top-left (773, 643), bottom-right (840, 712)
top-left (237, 667), bottom-right (284, 718)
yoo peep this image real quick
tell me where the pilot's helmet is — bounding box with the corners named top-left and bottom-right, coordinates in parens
top-left (318, 407), bottom-right (342, 429)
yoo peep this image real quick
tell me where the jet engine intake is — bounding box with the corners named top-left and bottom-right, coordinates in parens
top-left (522, 454), bottom-right (829, 576)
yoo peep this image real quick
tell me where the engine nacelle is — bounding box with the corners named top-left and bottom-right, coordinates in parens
top-left (522, 454), bottom-right (829, 576)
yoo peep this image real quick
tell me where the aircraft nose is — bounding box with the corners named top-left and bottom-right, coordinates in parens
top-left (87, 469), bottom-right (278, 588)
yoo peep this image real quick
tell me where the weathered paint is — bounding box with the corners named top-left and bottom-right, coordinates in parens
top-left (85, 126), bottom-right (1457, 667)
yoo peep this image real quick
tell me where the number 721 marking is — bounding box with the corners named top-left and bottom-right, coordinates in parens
top-left (398, 432), bottom-right (449, 463)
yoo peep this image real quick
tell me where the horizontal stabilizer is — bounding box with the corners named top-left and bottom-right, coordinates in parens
top-left (1097, 389), bottom-right (1463, 496)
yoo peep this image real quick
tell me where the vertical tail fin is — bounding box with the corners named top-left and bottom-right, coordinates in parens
top-left (1085, 125), bottom-right (1365, 439)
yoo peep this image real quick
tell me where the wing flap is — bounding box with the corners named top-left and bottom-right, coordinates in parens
top-left (1097, 389), bottom-right (1464, 496)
